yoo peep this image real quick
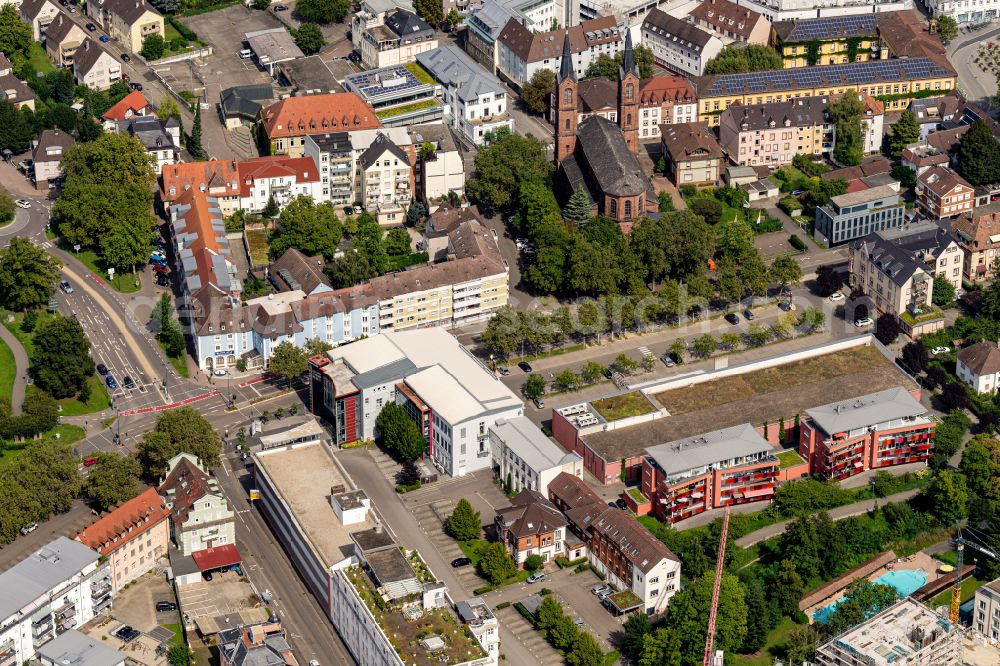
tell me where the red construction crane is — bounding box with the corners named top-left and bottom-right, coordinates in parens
top-left (703, 509), bottom-right (731, 666)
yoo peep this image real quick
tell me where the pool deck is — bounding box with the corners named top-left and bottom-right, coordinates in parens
top-left (803, 551), bottom-right (946, 620)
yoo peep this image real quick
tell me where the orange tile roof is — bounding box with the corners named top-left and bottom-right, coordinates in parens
top-left (174, 188), bottom-right (224, 255)
top-left (237, 156), bottom-right (320, 197)
top-left (261, 93), bottom-right (381, 140)
top-left (76, 487), bottom-right (169, 555)
top-left (640, 74), bottom-right (696, 105)
top-left (102, 89), bottom-right (149, 121)
top-left (161, 160), bottom-right (240, 203)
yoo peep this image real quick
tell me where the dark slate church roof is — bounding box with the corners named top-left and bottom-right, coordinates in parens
top-left (575, 115), bottom-right (648, 197)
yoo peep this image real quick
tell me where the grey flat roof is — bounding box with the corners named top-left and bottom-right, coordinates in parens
top-left (37, 629), bottom-right (125, 666)
top-left (492, 416), bottom-right (580, 472)
top-left (365, 547), bottom-right (416, 586)
top-left (245, 28), bottom-right (304, 64)
top-left (0, 537), bottom-right (98, 620)
top-left (351, 357), bottom-right (417, 389)
top-left (644, 423), bottom-right (772, 476)
top-left (806, 387), bottom-right (926, 435)
top-left (830, 183), bottom-right (900, 208)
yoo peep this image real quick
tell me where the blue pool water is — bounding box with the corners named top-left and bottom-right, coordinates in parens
top-left (811, 569), bottom-right (928, 624)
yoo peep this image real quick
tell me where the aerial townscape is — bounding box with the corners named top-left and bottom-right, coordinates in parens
top-left (10, 0), bottom-right (1000, 665)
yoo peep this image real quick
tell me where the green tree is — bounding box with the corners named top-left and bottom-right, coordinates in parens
top-left (932, 275), bottom-right (956, 306)
top-left (638, 628), bottom-right (682, 666)
top-left (446, 498), bottom-right (481, 541)
top-left (901, 340), bottom-right (929, 374)
top-left (525, 374), bottom-right (546, 398)
top-left (328, 250), bottom-right (376, 288)
top-left (554, 369), bottom-right (581, 391)
top-left (742, 580), bottom-right (771, 653)
top-left (780, 515), bottom-right (820, 580)
top-left (692, 334), bottom-right (717, 358)
top-left (890, 163), bottom-right (917, 188)
top-left (936, 15), bottom-right (958, 42)
top-left (304, 337), bottom-right (334, 356)
top-left (140, 33), bottom-right (166, 60)
top-left (665, 573), bottom-right (747, 663)
top-left (271, 196), bottom-right (344, 260)
top-left (374, 402), bottom-right (426, 460)
top-left (705, 43), bottom-right (782, 74)
top-left (690, 197), bottom-right (723, 225)
top-left (874, 312), bottom-right (900, 345)
top-left (447, 9), bottom-right (460, 26)
top-left (782, 626), bottom-right (820, 665)
top-left (84, 453), bottom-right (142, 512)
top-left (296, 0), bottom-right (351, 22)
top-left (137, 407), bottom-right (222, 475)
top-left (581, 361), bottom-right (605, 383)
top-left (466, 129), bottom-right (550, 212)
top-left (0, 237), bottom-right (61, 312)
top-left (718, 215), bottom-right (756, 262)
top-left (482, 307), bottom-right (519, 358)
top-left (413, 0), bottom-right (443, 25)
top-left (830, 91), bottom-right (865, 167)
top-left (523, 553), bottom-right (543, 571)
top-left (622, 613), bottom-right (651, 659)
top-left (922, 470), bottom-right (968, 525)
top-left (268, 342), bottom-right (308, 384)
top-left (887, 109), bottom-right (922, 158)
top-left (167, 644), bottom-right (192, 666)
top-left (521, 68), bottom-right (556, 115)
top-left (0, 99), bottom-right (34, 153)
top-left (566, 632), bottom-right (604, 666)
top-left (613, 353), bottom-right (638, 373)
top-left (536, 595), bottom-right (565, 634)
top-left (550, 615), bottom-right (580, 652)
top-left (294, 23), bottom-right (325, 55)
top-left (478, 541), bottom-right (517, 584)
top-left (188, 102), bottom-right (204, 160)
top-left (30, 315), bottom-right (94, 399)
top-left (0, 6), bottom-right (31, 59)
top-left (383, 227), bottom-right (411, 256)
top-left (563, 187), bottom-right (592, 225)
top-left (825, 580), bottom-right (898, 636)
top-left (584, 46), bottom-right (655, 79)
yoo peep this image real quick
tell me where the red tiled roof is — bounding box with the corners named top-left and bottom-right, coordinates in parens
top-left (191, 544), bottom-right (241, 571)
top-left (640, 75), bottom-right (696, 105)
top-left (237, 156), bottom-right (320, 197)
top-left (102, 89), bottom-right (149, 121)
top-left (261, 93), bottom-right (381, 140)
top-left (689, 0), bottom-right (767, 42)
top-left (498, 16), bottom-right (620, 64)
top-left (76, 487), bottom-right (169, 555)
top-left (158, 456), bottom-right (224, 531)
top-left (161, 160), bottom-right (240, 202)
top-left (845, 179), bottom-right (871, 193)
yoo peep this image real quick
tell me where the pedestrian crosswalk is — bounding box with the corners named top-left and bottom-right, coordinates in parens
top-left (637, 346), bottom-right (655, 360)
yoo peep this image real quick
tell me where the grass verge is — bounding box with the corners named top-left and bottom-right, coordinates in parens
top-left (158, 340), bottom-right (190, 378)
top-left (0, 333), bottom-right (14, 408)
top-left (59, 244), bottom-right (142, 294)
top-left (57, 374), bottom-right (112, 417)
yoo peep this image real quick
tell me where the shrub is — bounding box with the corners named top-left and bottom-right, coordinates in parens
top-left (788, 234), bottom-right (806, 251)
top-left (495, 601), bottom-right (511, 609)
top-left (525, 554), bottom-right (543, 571)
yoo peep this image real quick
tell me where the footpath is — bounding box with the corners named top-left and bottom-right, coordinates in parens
top-left (0, 321), bottom-right (28, 414)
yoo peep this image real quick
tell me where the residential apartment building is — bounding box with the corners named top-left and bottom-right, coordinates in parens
top-left (358, 133), bottom-right (413, 225)
top-left (496, 16), bottom-right (623, 88)
top-left (353, 6), bottom-right (437, 70)
top-left (218, 622), bottom-right (296, 666)
top-left (495, 490), bottom-right (568, 566)
top-left (100, 89), bottom-right (149, 130)
top-left (490, 416), bottom-right (583, 497)
top-left (902, 143), bottom-right (950, 175)
top-left (772, 14), bottom-right (881, 68)
top-left (0, 54), bottom-right (34, 111)
top-left (409, 124), bottom-right (465, 208)
top-left (0, 538), bottom-right (112, 665)
top-left (692, 57), bottom-right (957, 125)
top-left (814, 598), bottom-right (960, 666)
top-left (259, 93), bottom-right (383, 158)
top-left (75, 488), bottom-right (170, 592)
top-left (957, 342), bottom-right (1000, 394)
top-left (690, 0), bottom-right (770, 45)
top-left (719, 97), bottom-right (832, 166)
top-left (640, 424), bottom-right (778, 525)
top-left (160, 160), bottom-right (241, 215)
top-left (237, 155), bottom-right (323, 213)
top-left (849, 232), bottom-right (935, 319)
top-left (158, 453), bottom-right (236, 556)
top-left (567, 75), bottom-right (697, 141)
top-left (465, 0), bottom-right (519, 72)
top-left (799, 387), bottom-right (935, 482)
top-left (417, 44), bottom-right (514, 146)
top-left (73, 39), bottom-right (123, 91)
top-left (872, 220), bottom-right (965, 292)
top-left (85, 0), bottom-right (163, 54)
top-left (954, 201), bottom-right (1000, 282)
top-left (926, 0), bottom-right (1000, 24)
top-left (973, 577), bottom-right (1000, 641)
top-left (31, 129), bottom-right (74, 190)
top-left (19, 0), bottom-right (59, 41)
top-left (44, 13), bottom-right (87, 67)
top-left (916, 166), bottom-right (973, 219)
top-left (641, 9), bottom-right (724, 77)
top-left (815, 182), bottom-right (905, 245)
top-left (660, 122), bottom-right (724, 186)
top-left (719, 0), bottom-right (911, 23)
top-left (548, 472), bottom-right (681, 615)
top-left (310, 327), bottom-right (523, 476)
top-left (117, 116), bottom-right (180, 174)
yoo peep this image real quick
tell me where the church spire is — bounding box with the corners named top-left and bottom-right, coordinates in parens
top-left (559, 30), bottom-right (576, 83)
top-left (620, 28), bottom-right (637, 79)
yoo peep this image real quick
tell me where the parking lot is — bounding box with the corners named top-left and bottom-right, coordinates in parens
top-left (107, 571), bottom-right (177, 633)
top-left (176, 569), bottom-right (260, 626)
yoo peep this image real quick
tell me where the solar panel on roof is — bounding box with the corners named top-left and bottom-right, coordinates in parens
top-left (783, 14), bottom-right (877, 41)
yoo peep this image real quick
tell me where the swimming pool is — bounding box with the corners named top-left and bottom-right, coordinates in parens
top-left (811, 569), bottom-right (928, 624)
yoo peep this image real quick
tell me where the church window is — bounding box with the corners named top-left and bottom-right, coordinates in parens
top-left (626, 113), bottom-right (632, 126)
top-left (625, 200), bottom-right (632, 218)
top-left (565, 119), bottom-right (570, 130)
top-left (610, 199), bottom-right (618, 217)
top-left (564, 88), bottom-right (572, 104)
top-left (626, 83), bottom-right (634, 100)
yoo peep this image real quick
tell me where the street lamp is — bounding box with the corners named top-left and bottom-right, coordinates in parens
top-left (161, 360), bottom-right (170, 400)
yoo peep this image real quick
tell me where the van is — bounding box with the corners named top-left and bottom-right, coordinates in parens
top-left (239, 49), bottom-right (252, 60)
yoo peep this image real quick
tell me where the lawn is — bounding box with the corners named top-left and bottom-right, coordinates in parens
top-left (900, 306), bottom-right (944, 325)
top-left (375, 98), bottom-right (440, 120)
top-left (930, 575), bottom-right (987, 607)
top-left (777, 449), bottom-right (804, 469)
top-left (49, 424), bottom-right (86, 445)
top-left (57, 374), bottom-right (111, 416)
top-left (405, 62), bottom-right (436, 85)
top-left (732, 616), bottom-right (799, 666)
top-left (0, 334), bottom-right (14, 408)
top-left (158, 340), bottom-right (190, 378)
top-left (60, 245), bottom-right (142, 294)
top-left (26, 42), bottom-right (55, 75)
top-left (627, 486), bottom-right (647, 504)
top-left (591, 391), bottom-right (655, 421)
top-left (244, 228), bottom-right (269, 268)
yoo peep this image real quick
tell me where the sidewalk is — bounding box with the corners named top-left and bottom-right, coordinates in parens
top-left (0, 319), bottom-right (28, 414)
top-left (734, 487), bottom-right (923, 549)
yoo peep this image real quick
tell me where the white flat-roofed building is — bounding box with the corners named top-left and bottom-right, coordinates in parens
top-left (974, 577), bottom-right (1000, 642)
top-left (36, 629), bottom-right (125, 666)
top-left (0, 538), bottom-right (112, 666)
top-left (244, 28), bottom-right (304, 77)
top-left (490, 416), bottom-right (583, 496)
top-left (814, 597), bottom-right (960, 666)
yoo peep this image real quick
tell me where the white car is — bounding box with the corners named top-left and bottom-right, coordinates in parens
top-left (854, 317), bottom-right (873, 327)
top-left (15, 199), bottom-right (30, 209)
top-left (214, 369), bottom-right (227, 376)
top-left (829, 292), bottom-right (845, 302)
top-left (932, 346), bottom-right (951, 355)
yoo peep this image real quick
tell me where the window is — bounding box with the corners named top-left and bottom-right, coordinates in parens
top-left (563, 88), bottom-right (572, 104)
top-left (624, 200), bottom-right (632, 217)
top-left (610, 199), bottom-right (617, 217)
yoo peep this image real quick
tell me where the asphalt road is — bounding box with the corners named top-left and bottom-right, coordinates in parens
top-left (947, 22), bottom-right (1000, 104)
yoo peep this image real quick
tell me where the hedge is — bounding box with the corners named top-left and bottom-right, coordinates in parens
top-left (168, 16), bottom-right (198, 42)
top-left (395, 481), bottom-right (421, 493)
top-left (788, 234), bottom-right (806, 251)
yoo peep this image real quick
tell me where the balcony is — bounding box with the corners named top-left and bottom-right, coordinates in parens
top-left (91, 580), bottom-right (111, 597)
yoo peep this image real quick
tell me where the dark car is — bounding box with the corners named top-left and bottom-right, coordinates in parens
top-left (105, 375), bottom-right (118, 390)
top-left (778, 301), bottom-right (792, 312)
top-left (155, 274), bottom-right (169, 287)
top-left (743, 309), bottom-right (754, 321)
top-left (615, 498), bottom-right (627, 510)
top-left (130, 82), bottom-right (143, 91)
top-left (451, 557), bottom-right (472, 568)
top-left (724, 313), bottom-right (740, 325)
top-left (97, 363), bottom-right (109, 375)
top-left (273, 3), bottom-right (288, 9)
top-left (517, 361), bottom-right (532, 373)
top-left (155, 601), bottom-right (177, 612)
top-left (123, 376), bottom-right (135, 390)
top-left (85, 22), bottom-right (95, 30)
top-left (203, 571), bottom-right (213, 581)
top-left (121, 53), bottom-right (130, 62)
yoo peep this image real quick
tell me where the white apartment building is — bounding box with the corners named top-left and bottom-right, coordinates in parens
top-left (417, 45), bottom-right (515, 146)
top-left (158, 453), bottom-right (236, 556)
top-left (974, 577), bottom-right (1000, 641)
top-left (72, 39), bottom-right (122, 91)
top-left (957, 342), bottom-right (1000, 394)
top-left (409, 124), bottom-right (466, 208)
top-left (0, 538), bottom-right (112, 666)
top-left (352, 2), bottom-right (438, 69)
top-left (641, 9), bottom-right (724, 77)
top-left (358, 133), bottom-right (413, 225)
top-left (926, 0), bottom-right (998, 23)
top-left (237, 156), bottom-right (324, 213)
top-left (490, 416), bottom-right (583, 496)
top-left (731, 0), bottom-right (911, 23)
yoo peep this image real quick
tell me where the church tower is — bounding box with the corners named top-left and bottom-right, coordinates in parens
top-left (618, 29), bottom-right (640, 154)
top-left (554, 31), bottom-right (578, 168)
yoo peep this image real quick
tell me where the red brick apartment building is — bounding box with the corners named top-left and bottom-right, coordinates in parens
top-left (800, 387), bottom-right (936, 481)
top-left (640, 424), bottom-right (778, 524)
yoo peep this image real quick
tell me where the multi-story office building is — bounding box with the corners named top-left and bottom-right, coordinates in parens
top-left (772, 14), bottom-right (881, 68)
top-left (799, 387), bottom-right (935, 482)
top-left (343, 63), bottom-right (444, 128)
top-left (692, 57), bottom-right (956, 125)
top-left (725, 0), bottom-right (911, 23)
top-left (641, 9), bottom-right (724, 77)
top-left (815, 182), bottom-right (905, 245)
top-left (490, 416), bottom-right (583, 496)
top-left (0, 538), bottom-right (112, 666)
top-left (814, 598), bottom-right (960, 666)
top-left (640, 424), bottom-right (779, 525)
